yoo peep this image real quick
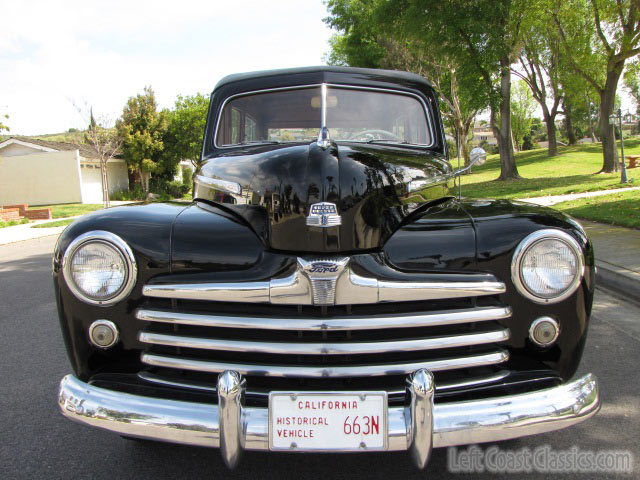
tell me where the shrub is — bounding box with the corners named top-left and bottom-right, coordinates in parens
top-left (164, 180), bottom-right (189, 198)
top-left (111, 179), bottom-right (190, 202)
top-left (182, 168), bottom-right (193, 188)
top-left (110, 186), bottom-right (146, 201)
top-left (446, 138), bottom-right (457, 160)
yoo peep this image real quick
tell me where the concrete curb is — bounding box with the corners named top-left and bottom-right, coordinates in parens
top-left (595, 260), bottom-right (640, 304)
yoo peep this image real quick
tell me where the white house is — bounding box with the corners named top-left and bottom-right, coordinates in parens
top-left (472, 127), bottom-right (498, 146)
top-left (0, 137), bottom-right (129, 205)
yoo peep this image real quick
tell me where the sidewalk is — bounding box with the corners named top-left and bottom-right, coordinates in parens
top-left (580, 221), bottom-right (640, 303)
top-left (523, 185), bottom-right (640, 206)
top-left (0, 218), bottom-right (73, 245)
top-left (0, 201), bottom-right (135, 246)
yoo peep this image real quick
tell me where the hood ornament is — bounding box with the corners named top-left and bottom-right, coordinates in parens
top-left (316, 126), bottom-right (331, 149)
top-left (306, 202), bottom-right (342, 228)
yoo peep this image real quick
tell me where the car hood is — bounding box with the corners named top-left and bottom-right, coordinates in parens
top-left (194, 141), bottom-right (453, 253)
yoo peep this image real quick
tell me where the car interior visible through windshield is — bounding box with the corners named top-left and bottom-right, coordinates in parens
top-left (215, 86), bottom-right (431, 147)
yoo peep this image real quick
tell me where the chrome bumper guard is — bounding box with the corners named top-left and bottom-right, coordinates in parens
top-left (58, 371), bottom-right (600, 470)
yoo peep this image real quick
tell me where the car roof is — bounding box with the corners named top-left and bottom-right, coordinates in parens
top-left (213, 66), bottom-right (433, 94)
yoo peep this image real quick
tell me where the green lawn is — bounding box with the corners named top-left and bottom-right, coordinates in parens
top-left (460, 139), bottom-right (640, 199)
top-left (29, 203), bottom-right (103, 218)
top-left (0, 218), bottom-right (30, 228)
top-left (554, 190), bottom-right (640, 229)
top-left (31, 218), bottom-right (75, 229)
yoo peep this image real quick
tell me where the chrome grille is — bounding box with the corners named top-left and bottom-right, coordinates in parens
top-left (138, 262), bottom-right (511, 398)
top-left (137, 303), bottom-right (512, 395)
top-left (310, 278), bottom-right (337, 305)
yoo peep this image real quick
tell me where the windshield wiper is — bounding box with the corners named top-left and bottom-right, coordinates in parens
top-left (235, 140), bottom-right (281, 146)
top-left (365, 139), bottom-right (410, 145)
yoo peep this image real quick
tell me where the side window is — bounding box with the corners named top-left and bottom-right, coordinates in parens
top-left (219, 107), bottom-right (258, 145)
top-left (244, 115), bottom-right (257, 142)
top-left (230, 108), bottom-right (240, 145)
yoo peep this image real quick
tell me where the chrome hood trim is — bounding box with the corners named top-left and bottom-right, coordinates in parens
top-left (143, 257), bottom-right (506, 306)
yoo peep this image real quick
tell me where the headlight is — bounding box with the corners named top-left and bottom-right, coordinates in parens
top-left (511, 229), bottom-right (584, 304)
top-left (62, 231), bottom-right (137, 305)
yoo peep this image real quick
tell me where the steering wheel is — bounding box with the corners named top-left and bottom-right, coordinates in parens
top-left (348, 129), bottom-right (402, 142)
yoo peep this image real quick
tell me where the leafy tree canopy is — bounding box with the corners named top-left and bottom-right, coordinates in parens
top-left (116, 86), bottom-right (170, 188)
top-left (163, 93), bottom-right (210, 169)
top-left (1, 113), bottom-right (9, 133)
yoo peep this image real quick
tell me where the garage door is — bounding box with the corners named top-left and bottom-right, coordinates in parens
top-left (80, 164), bottom-right (104, 204)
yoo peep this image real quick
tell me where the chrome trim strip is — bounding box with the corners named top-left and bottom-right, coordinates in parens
top-left (58, 373), bottom-right (601, 454)
top-left (140, 350), bottom-right (510, 377)
top-left (435, 370), bottom-right (510, 392)
top-left (136, 370), bottom-right (511, 395)
top-left (321, 83), bottom-right (327, 128)
top-left (138, 371), bottom-right (218, 393)
top-left (511, 229), bottom-right (585, 304)
top-left (62, 230), bottom-right (138, 307)
top-left (135, 306), bottom-right (512, 331)
top-left (194, 175), bottom-right (242, 196)
top-left (142, 281), bottom-right (271, 302)
top-left (138, 329), bottom-right (510, 355)
top-left (376, 279), bottom-right (506, 303)
top-left (142, 259), bottom-right (506, 305)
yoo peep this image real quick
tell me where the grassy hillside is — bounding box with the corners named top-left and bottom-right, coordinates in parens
top-left (32, 130), bottom-right (88, 144)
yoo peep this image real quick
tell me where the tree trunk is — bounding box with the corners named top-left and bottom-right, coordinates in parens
top-left (597, 63), bottom-right (624, 173)
top-left (141, 171), bottom-right (150, 193)
top-left (128, 169), bottom-right (136, 189)
top-left (544, 113), bottom-right (558, 157)
top-left (101, 161), bottom-right (111, 208)
top-left (493, 60), bottom-right (520, 180)
top-left (461, 119), bottom-right (473, 167)
top-left (546, 117), bottom-right (559, 155)
top-left (563, 102), bottom-right (577, 145)
top-left (540, 102), bottom-right (559, 155)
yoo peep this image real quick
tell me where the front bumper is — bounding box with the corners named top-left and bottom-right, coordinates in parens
top-left (58, 371), bottom-right (600, 470)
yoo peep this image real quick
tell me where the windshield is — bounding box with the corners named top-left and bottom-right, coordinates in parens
top-left (215, 85), bottom-right (431, 147)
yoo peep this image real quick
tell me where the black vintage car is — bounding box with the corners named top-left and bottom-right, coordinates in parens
top-left (55, 67), bottom-right (599, 470)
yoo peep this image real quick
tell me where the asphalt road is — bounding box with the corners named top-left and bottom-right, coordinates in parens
top-left (1, 235), bottom-right (638, 479)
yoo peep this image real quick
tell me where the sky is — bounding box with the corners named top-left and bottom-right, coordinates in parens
top-left (0, 0), bottom-right (335, 135)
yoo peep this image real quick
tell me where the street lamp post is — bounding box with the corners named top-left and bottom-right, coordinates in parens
top-left (610, 108), bottom-right (629, 184)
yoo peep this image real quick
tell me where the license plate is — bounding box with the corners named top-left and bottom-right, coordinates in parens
top-left (269, 392), bottom-right (388, 451)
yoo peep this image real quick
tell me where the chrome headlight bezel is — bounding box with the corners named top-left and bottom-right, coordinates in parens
top-left (511, 229), bottom-right (585, 304)
top-left (62, 230), bottom-right (137, 306)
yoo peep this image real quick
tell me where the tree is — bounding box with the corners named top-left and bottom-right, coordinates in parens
top-left (84, 110), bottom-right (122, 208)
top-left (552, 0), bottom-right (640, 173)
top-left (511, 80), bottom-right (537, 151)
top-left (324, 0), bottom-right (488, 166)
top-left (163, 93), bottom-right (209, 169)
top-left (376, 0), bottom-right (538, 180)
top-left (513, 18), bottom-right (564, 156)
top-left (0, 113), bottom-right (9, 133)
top-left (116, 86), bottom-right (168, 192)
top-left (624, 59), bottom-right (640, 114)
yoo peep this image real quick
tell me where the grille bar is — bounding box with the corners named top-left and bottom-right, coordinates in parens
top-left (136, 306), bottom-right (512, 331)
top-left (140, 350), bottom-right (510, 378)
top-left (142, 268), bottom-right (506, 306)
top-left (138, 329), bottom-right (510, 355)
top-left (136, 369), bottom-right (511, 395)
